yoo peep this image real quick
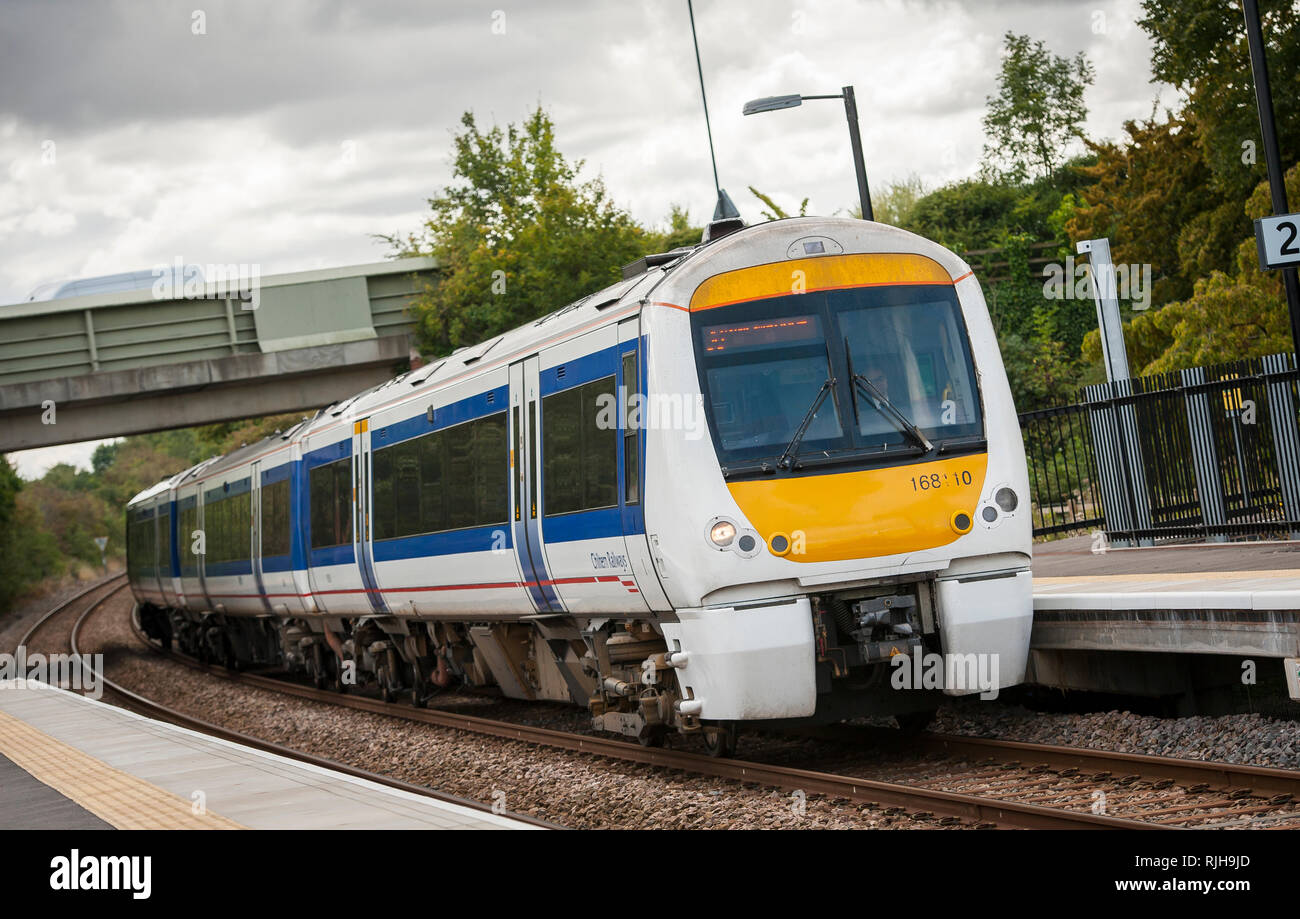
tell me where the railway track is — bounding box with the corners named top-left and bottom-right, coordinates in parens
top-left (43, 589), bottom-right (1300, 830)
top-left (37, 583), bottom-right (557, 828)
top-left (13, 572), bottom-right (128, 656)
top-left (104, 606), bottom-right (1201, 829)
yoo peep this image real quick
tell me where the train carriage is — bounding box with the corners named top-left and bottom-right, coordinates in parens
top-left (129, 215), bottom-right (1032, 752)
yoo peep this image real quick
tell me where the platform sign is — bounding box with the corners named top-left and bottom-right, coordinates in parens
top-left (1255, 214), bottom-right (1300, 269)
top-left (1287, 658), bottom-right (1300, 701)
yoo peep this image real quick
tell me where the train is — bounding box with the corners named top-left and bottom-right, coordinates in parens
top-left (126, 215), bottom-right (1033, 755)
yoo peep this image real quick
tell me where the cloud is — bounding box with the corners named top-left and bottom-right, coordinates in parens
top-left (0, 0), bottom-right (1172, 307)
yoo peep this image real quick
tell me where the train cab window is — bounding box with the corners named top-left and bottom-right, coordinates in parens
top-left (692, 285), bottom-right (983, 470)
top-left (370, 411), bottom-right (508, 539)
top-left (697, 311), bottom-right (843, 463)
top-left (542, 375), bottom-right (617, 516)
top-left (309, 458), bottom-right (353, 549)
top-left (832, 290), bottom-right (982, 445)
top-left (261, 477), bottom-right (291, 557)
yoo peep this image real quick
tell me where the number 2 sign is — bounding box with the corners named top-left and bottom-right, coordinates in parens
top-left (1255, 213), bottom-right (1300, 269)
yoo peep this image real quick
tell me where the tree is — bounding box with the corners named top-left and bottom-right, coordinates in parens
top-left (870, 174), bottom-right (926, 227)
top-left (1138, 0), bottom-right (1299, 203)
top-left (1068, 112), bottom-right (1220, 307)
top-left (383, 108), bottom-right (652, 356)
top-left (647, 204), bottom-right (704, 251)
top-left (1083, 164), bottom-right (1300, 373)
top-left (982, 32), bottom-right (1095, 183)
top-left (0, 458), bottom-right (59, 612)
top-left (748, 186), bottom-right (808, 221)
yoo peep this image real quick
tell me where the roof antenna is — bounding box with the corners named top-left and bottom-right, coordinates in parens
top-left (688, 0), bottom-right (742, 236)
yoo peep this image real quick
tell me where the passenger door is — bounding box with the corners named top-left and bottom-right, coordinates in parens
top-left (536, 326), bottom-right (650, 615)
top-left (351, 418), bottom-right (388, 614)
top-left (509, 357), bottom-right (563, 613)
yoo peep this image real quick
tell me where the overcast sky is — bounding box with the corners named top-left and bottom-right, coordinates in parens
top-left (1, 0), bottom-right (1176, 477)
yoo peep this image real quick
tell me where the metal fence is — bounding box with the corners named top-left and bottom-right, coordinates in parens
top-left (1017, 353), bottom-right (1300, 543)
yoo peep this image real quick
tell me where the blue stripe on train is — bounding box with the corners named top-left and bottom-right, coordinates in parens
top-left (371, 522), bottom-right (511, 562)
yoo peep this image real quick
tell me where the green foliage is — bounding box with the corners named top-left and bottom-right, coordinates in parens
top-left (1138, 0), bottom-right (1298, 202)
top-left (383, 107), bottom-right (652, 357)
top-left (870, 174), bottom-right (926, 227)
top-left (748, 186), bottom-right (808, 221)
top-left (1068, 113), bottom-right (1224, 308)
top-left (1085, 163), bottom-right (1300, 374)
top-left (982, 32), bottom-right (1095, 183)
top-left (646, 204), bottom-right (704, 251)
top-left (0, 458), bottom-right (60, 612)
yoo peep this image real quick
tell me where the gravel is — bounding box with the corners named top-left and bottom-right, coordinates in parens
top-left (73, 590), bottom-right (1300, 829)
top-left (930, 699), bottom-right (1300, 771)
top-left (78, 592), bottom-right (935, 829)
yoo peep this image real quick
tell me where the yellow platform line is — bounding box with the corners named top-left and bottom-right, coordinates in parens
top-left (1035, 569), bottom-right (1300, 585)
top-left (0, 708), bottom-right (244, 829)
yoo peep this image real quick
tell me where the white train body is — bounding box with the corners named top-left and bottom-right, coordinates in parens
top-left (128, 217), bottom-right (1032, 746)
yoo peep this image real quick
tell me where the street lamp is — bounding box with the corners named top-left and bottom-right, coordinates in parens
top-left (743, 86), bottom-right (874, 221)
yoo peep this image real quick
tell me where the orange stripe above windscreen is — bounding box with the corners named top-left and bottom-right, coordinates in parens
top-left (688, 252), bottom-right (954, 312)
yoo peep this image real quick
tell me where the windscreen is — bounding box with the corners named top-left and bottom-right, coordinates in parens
top-left (692, 284), bottom-right (983, 470)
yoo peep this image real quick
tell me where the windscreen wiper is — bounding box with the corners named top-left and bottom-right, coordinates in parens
top-left (776, 377), bottom-right (836, 469)
top-left (843, 339), bottom-right (933, 453)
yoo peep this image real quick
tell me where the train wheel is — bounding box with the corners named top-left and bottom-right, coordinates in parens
top-left (637, 727), bottom-right (666, 748)
top-left (410, 659), bottom-right (428, 708)
top-left (312, 645), bottom-right (327, 689)
top-left (702, 722), bottom-right (737, 758)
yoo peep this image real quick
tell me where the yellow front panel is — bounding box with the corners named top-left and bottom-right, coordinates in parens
top-left (726, 454), bottom-right (988, 563)
top-left (689, 253), bottom-right (953, 312)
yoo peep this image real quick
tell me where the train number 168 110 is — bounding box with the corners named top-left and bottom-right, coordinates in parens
top-left (911, 470), bottom-right (973, 491)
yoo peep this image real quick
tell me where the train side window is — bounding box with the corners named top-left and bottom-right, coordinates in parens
top-left (621, 351), bottom-right (640, 505)
top-left (236, 486), bottom-right (251, 560)
top-left (261, 478), bottom-right (291, 557)
top-left (180, 503), bottom-right (197, 573)
top-left (542, 375), bottom-right (617, 516)
top-left (309, 457), bottom-right (353, 549)
top-left (159, 507), bottom-right (172, 573)
top-left (368, 411), bottom-right (509, 539)
top-left (512, 406), bottom-right (521, 521)
top-left (475, 412), bottom-right (509, 525)
top-left (371, 448), bottom-right (394, 541)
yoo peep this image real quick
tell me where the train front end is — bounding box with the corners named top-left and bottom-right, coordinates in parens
top-left (641, 217), bottom-right (1032, 739)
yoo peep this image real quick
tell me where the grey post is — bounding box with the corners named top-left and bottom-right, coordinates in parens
top-left (1079, 238), bottom-right (1152, 546)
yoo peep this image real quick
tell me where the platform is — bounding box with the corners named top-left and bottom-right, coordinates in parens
top-left (1031, 536), bottom-right (1300, 657)
top-left (0, 680), bottom-right (537, 830)
top-left (1029, 536), bottom-right (1300, 700)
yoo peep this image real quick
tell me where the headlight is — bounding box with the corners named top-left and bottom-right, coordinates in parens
top-left (995, 487), bottom-right (1019, 513)
top-left (709, 521), bottom-right (736, 547)
top-left (981, 505), bottom-right (999, 523)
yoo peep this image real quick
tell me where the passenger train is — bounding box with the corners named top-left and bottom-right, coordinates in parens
top-left (127, 215), bottom-right (1033, 754)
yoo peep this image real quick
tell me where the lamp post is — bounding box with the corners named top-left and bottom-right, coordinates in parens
top-left (1242, 0), bottom-right (1300, 356)
top-left (743, 85), bottom-right (874, 221)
